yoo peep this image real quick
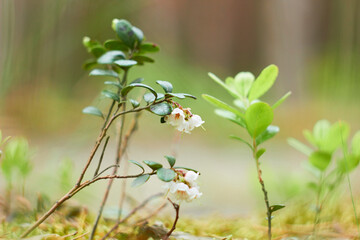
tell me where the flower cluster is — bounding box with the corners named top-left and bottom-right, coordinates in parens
top-left (164, 170), bottom-right (202, 203)
top-left (164, 108), bottom-right (204, 134)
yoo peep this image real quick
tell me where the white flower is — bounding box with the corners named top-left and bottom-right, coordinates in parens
top-left (163, 170), bottom-right (202, 203)
top-left (165, 108), bottom-right (204, 134)
top-left (184, 171), bottom-right (199, 186)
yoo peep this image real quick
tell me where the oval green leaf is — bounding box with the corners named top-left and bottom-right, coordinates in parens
top-left (128, 160), bottom-right (144, 171)
top-left (157, 168), bottom-right (176, 182)
top-left (245, 102), bottom-right (274, 138)
top-left (114, 59), bottom-right (137, 67)
top-left (82, 106), bottom-right (104, 119)
top-left (156, 80), bottom-right (173, 93)
top-left (143, 160), bottom-right (163, 171)
top-left (248, 65), bottom-right (278, 101)
top-left (97, 51), bottom-right (125, 64)
top-left (309, 151), bottom-right (331, 171)
top-left (131, 174), bottom-right (150, 188)
top-left (149, 102), bottom-right (172, 116)
top-left (165, 155), bottom-right (176, 167)
top-left (89, 69), bottom-right (118, 78)
top-left (101, 90), bottom-right (120, 102)
top-left (121, 83), bottom-right (157, 99)
top-left (112, 19), bottom-right (136, 48)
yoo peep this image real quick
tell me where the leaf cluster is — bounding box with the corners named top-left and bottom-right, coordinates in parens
top-left (128, 156), bottom-right (198, 187)
top-left (203, 65), bottom-right (291, 154)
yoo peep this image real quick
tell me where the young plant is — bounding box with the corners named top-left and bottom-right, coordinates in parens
top-left (0, 133), bottom-right (32, 217)
top-left (202, 65), bottom-right (290, 240)
top-left (288, 120), bottom-right (360, 237)
top-left (20, 19), bottom-right (203, 238)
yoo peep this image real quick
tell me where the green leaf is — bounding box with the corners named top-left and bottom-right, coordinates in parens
top-left (128, 160), bottom-right (144, 171)
top-left (229, 135), bottom-right (253, 150)
top-left (287, 138), bottom-right (312, 156)
top-left (214, 109), bottom-right (246, 128)
top-left (248, 64), bottom-right (278, 101)
top-left (132, 26), bottom-right (144, 43)
top-left (121, 83), bottom-right (157, 99)
top-left (157, 168), bottom-right (176, 182)
top-left (139, 42), bottom-right (160, 53)
top-left (143, 160), bottom-right (163, 171)
top-left (303, 130), bottom-right (317, 147)
top-left (83, 59), bottom-right (98, 70)
top-left (208, 72), bottom-right (240, 98)
top-left (104, 81), bottom-right (122, 88)
top-left (352, 131), bottom-right (360, 156)
top-left (156, 80), bottom-right (173, 93)
top-left (337, 155), bottom-right (360, 173)
top-left (313, 120), bottom-right (331, 144)
top-left (104, 39), bottom-right (129, 51)
top-left (89, 69), bottom-right (118, 78)
top-left (90, 46), bottom-right (107, 58)
top-left (132, 55), bottom-right (154, 65)
top-left (234, 72), bottom-right (255, 97)
top-left (114, 59), bottom-right (137, 67)
top-left (256, 125), bottom-right (279, 145)
top-left (202, 94), bottom-right (244, 117)
top-left (323, 121), bottom-right (350, 153)
top-left (270, 204), bottom-right (285, 213)
top-left (112, 19), bottom-right (136, 48)
top-left (233, 99), bottom-right (247, 112)
top-left (165, 155), bottom-right (176, 167)
top-left (130, 99), bottom-right (140, 108)
top-left (165, 93), bottom-right (187, 100)
top-left (97, 51), bottom-right (125, 64)
top-left (309, 151), bottom-right (331, 171)
top-left (130, 78), bottom-right (144, 84)
top-left (82, 106), bottom-right (104, 118)
top-left (272, 91), bottom-right (291, 109)
top-left (256, 148), bottom-right (266, 159)
top-left (245, 102), bottom-right (274, 137)
top-left (173, 166), bottom-right (199, 173)
top-left (101, 90), bottom-right (120, 102)
top-left (149, 102), bottom-right (173, 116)
top-left (131, 174), bottom-right (150, 188)
top-left (182, 93), bottom-right (197, 99)
top-left (143, 93), bottom-right (164, 103)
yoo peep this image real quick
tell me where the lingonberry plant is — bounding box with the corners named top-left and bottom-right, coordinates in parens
top-left (288, 120), bottom-right (360, 237)
top-left (202, 65), bottom-right (291, 240)
top-left (20, 19), bottom-right (203, 238)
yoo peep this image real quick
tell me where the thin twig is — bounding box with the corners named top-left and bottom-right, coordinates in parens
top-left (101, 193), bottom-right (163, 240)
top-left (93, 136), bottom-right (110, 178)
top-left (163, 198), bottom-right (180, 240)
top-left (71, 232), bottom-right (89, 240)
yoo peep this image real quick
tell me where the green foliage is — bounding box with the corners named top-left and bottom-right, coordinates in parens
top-left (0, 137), bottom-right (32, 186)
top-left (143, 160), bottom-right (163, 171)
top-left (149, 102), bottom-right (173, 116)
top-left (82, 106), bottom-right (104, 119)
top-left (245, 102), bottom-right (273, 138)
top-left (131, 174), bottom-right (150, 188)
top-left (157, 168), bottom-right (176, 182)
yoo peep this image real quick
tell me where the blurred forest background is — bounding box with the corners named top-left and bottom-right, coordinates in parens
top-left (1, 0), bottom-right (360, 216)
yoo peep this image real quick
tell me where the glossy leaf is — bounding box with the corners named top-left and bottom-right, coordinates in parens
top-left (97, 51), bottom-right (125, 64)
top-left (132, 55), bottom-right (154, 65)
top-left (112, 19), bottom-right (136, 48)
top-left (114, 59), bottom-right (137, 67)
top-left (104, 39), bottom-right (129, 51)
top-left (144, 93), bottom-right (164, 103)
top-left (157, 168), bottom-right (176, 182)
top-left (121, 83), bottom-right (157, 99)
top-left (165, 155), bottom-right (176, 167)
top-left (82, 106), bottom-right (104, 118)
top-left (139, 42), bottom-right (160, 53)
top-left (143, 160), bottom-right (163, 171)
top-left (287, 138), bottom-right (312, 156)
top-left (256, 148), bottom-right (266, 159)
top-left (233, 99), bottom-right (247, 112)
top-left (130, 78), bottom-right (144, 84)
top-left (149, 102), bottom-right (172, 116)
top-left (182, 93), bottom-right (197, 99)
top-left (214, 109), bottom-right (246, 128)
top-left (90, 46), bottom-right (107, 58)
top-left (165, 93), bottom-right (186, 99)
top-left (104, 81), bottom-right (122, 88)
top-left (248, 65), bottom-right (278, 101)
top-left (156, 80), bottom-right (173, 93)
top-left (234, 72), bottom-right (255, 97)
top-left (132, 26), bottom-right (144, 43)
top-left (229, 135), bottom-right (253, 150)
top-left (89, 69), bottom-right (118, 78)
top-left (128, 160), bottom-right (144, 171)
top-left (202, 94), bottom-right (244, 117)
top-left (173, 166), bottom-right (199, 173)
top-left (130, 99), bottom-right (140, 108)
top-left (83, 59), bottom-right (97, 70)
top-left (131, 174), bottom-right (150, 188)
top-left (101, 90), bottom-right (120, 102)
top-left (245, 102), bottom-right (274, 137)
top-left (309, 151), bottom-right (331, 171)
top-left (272, 91), bottom-right (291, 110)
top-left (256, 125), bottom-right (279, 145)
top-left (270, 204), bottom-right (285, 213)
